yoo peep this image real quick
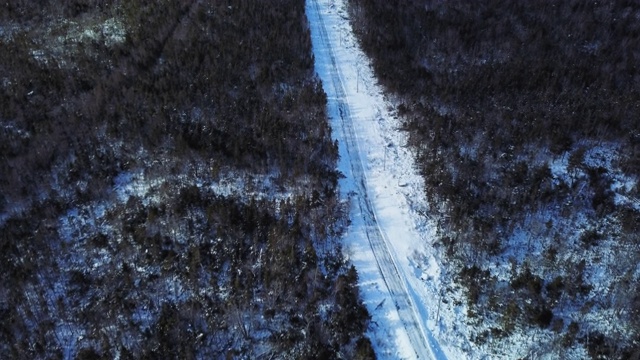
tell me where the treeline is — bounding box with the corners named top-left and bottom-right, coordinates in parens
top-left (1, 0), bottom-right (337, 207)
top-left (1, 182), bottom-right (371, 358)
top-left (0, 0), bottom-right (374, 358)
top-left (1, 0), bottom-right (115, 20)
top-left (348, 0), bottom-right (640, 357)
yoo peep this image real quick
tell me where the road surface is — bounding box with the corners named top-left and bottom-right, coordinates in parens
top-left (306, 0), bottom-right (445, 358)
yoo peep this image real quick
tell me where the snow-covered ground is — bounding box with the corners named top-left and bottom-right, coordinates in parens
top-left (307, 0), bottom-right (467, 358)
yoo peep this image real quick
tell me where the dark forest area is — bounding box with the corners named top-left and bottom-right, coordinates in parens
top-left (0, 0), bottom-right (374, 358)
top-left (348, 0), bottom-right (640, 357)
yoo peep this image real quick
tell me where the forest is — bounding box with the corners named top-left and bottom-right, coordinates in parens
top-left (0, 0), bottom-right (374, 358)
top-left (347, 0), bottom-right (640, 357)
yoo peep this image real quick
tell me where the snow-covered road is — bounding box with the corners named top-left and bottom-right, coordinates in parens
top-left (307, 0), bottom-right (450, 358)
